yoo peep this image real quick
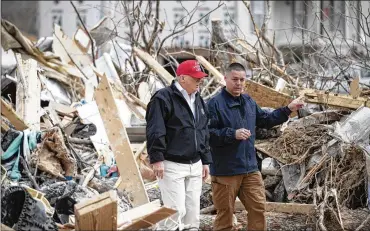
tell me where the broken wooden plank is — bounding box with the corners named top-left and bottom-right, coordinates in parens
top-left (120, 207), bottom-right (177, 230)
top-left (118, 199), bottom-right (161, 227)
top-left (133, 47), bottom-right (173, 85)
top-left (235, 199), bottom-right (317, 215)
top-left (49, 101), bottom-right (77, 117)
top-left (15, 54), bottom-right (40, 130)
top-left (201, 200), bottom-right (317, 216)
top-left (1, 98), bottom-right (28, 130)
top-left (1, 223), bottom-right (15, 231)
top-left (94, 71), bottom-right (149, 207)
top-left (53, 24), bottom-right (92, 71)
top-left (301, 89), bottom-right (370, 109)
top-left (245, 79), bottom-right (292, 108)
top-left (195, 55), bottom-right (226, 86)
top-left (75, 190), bottom-right (117, 231)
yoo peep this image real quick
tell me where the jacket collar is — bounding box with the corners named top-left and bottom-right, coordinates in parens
top-left (170, 80), bottom-right (200, 99)
top-left (221, 87), bottom-right (242, 108)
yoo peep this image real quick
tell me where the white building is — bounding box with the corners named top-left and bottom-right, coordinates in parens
top-left (22, 1), bottom-right (370, 49)
top-left (38, 0), bottom-right (114, 38)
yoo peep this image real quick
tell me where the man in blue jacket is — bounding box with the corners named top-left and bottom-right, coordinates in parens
top-left (207, 63), bottom-right (304, 231)
top-left (146, 60), bottom-right (212, 230)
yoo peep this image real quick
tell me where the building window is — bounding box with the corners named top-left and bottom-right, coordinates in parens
top-left (52, 9), bottom-right (63, 28)
top-left (293, 1), bottom-right (307, 29)
top-left (250, 1), bottom-right (265, 31)
top-left (76, 9), bottom-right (87, 28)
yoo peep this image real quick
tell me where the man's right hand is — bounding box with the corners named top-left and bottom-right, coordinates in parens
top-left (152, 161), bottom-right (164, 179)
top-left (235, 128), bottom-right (251, 140)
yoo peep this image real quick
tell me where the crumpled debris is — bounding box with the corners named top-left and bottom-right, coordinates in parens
top-left (200, 183), bottom-right (213, 209)
top-left (70, 121), bottom-right (97, 139)
top-left (147, 186), bottom-right (162, 204)
top-left (40, 181), bottom-right (98, 206)
top-left (1, 128), bottom-right (21, 151)
top-left (1, 128), bottom-right (41, 181)
top-left (31, 127), bottom-right (77, 178)
top-left (1, 186), bottom-right (57, 231)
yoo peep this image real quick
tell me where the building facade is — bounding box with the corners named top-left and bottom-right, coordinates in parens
top-left (2, 1), bottom-right (369, 48)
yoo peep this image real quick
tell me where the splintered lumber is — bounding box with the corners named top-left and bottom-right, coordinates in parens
top-left (236, 199), bottom-right (316, 215)
top-left (49, 101), bottom-right (77, 117)
top-left (201, 200), bottom-right (316, 216)
top-left (195, 55), bottom-right (226, 86)
top-left (1, 224), bottom-right (15, 231)
top-left (244, 80), bottom-right (297, 117)
top-left (245, 79), bottom-right (293, 108)
top-left (118, 199), bottom-right (161, 227)
top-left (301, 89), bottom-right (370, 109)
top-left (133, 47), bottom-right (173, 85)
top-left (15, 54), bottom-right (40, 130)
top-left (120, 206), bottom-right (177, 230)
top-left (1, 98), bottom-right (28, 130)
top-left (75, 190), bottom-right (117, 231)
top-left (94, 71), bottom-right (149, 207)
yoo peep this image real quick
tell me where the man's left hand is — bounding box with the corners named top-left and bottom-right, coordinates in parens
top-left (288, 96), bottom-right (305, 112)
top-left (202, 165), bottom-right (210, 181)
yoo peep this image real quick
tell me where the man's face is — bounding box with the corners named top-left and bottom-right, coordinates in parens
top-left (225, 70), bottom-right (246, 96)
top-left (180, 75), bottom-right (202, 94)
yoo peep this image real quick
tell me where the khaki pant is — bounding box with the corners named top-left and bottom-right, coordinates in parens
top-left (211, 171), bottom-right (266, 231)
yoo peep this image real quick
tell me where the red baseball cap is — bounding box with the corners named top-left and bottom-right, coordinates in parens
top-left (176, 60), bottom-right (208, 79)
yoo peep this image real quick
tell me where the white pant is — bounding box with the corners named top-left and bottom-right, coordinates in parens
top-left (157, 160), bottom-right (203, 230)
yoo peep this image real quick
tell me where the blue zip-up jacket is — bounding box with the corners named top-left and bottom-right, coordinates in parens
top-left (207, 88), bottom-right (292, 176)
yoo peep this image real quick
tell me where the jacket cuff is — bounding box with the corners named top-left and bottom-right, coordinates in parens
top-left (149, 151), bottom-right (165, 164)
top-left (282, 106), bottom-right (292, 116)
top-left (225, 128), bottom-right (236, 143)
top-left (201, 151), bottom-right (213, 165)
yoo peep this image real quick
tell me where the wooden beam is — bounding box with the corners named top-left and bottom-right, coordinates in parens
top-left (201, 200), bottom-right (317, 216)
top-left (301, 89), bottom-right (370, 109)
top-left (94, 71), bottom-right (149, 207)
top-left (118, 199), bottom-right (161, 227)
top-left (133, 47), bottom-right (173, 85)
top-left (1, 98), bottom-right (28, 130)
top-left (235, 199), bottom-right (316, 215)
top-left (15, 54), bottom-right (40, 130)
top-left (120, 207), bottom-right (177, 230)
top-left (195, 55), bottom-right (226, 86)
top-left (49, 101), bottom-right (77, 117)
top-left (245, 79), bottom-right (297, 117)
top-left (1, 224), bottom-right (15, 231)
top-left (75, 190), bottom-right (117, 231)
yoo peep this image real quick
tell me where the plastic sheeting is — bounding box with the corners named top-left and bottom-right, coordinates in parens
top-left (332, 106), bottom-right (370, 144)
top-left (39, 76), bottom-right (72, 105)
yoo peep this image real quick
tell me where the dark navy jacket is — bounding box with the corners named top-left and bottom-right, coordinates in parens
top-left (145, 81), bottom-right (212, 165)
top-left (207, 88), bottom-right (291, 176)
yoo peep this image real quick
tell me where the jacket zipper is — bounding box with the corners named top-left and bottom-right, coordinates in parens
top-left (175, 92), bottom-right (198, 154)
top-left (194, 103), bottom-right (198, 152)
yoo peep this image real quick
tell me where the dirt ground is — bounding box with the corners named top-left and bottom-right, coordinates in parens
top-left (200, 208), bottom-right (370, 231)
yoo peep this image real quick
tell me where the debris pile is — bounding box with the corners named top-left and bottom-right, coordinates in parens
top-left (1, 9), bottom-right (370, 230)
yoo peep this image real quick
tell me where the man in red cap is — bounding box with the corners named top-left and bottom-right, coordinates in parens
top-left (146, 60), bottom-right (212, 230)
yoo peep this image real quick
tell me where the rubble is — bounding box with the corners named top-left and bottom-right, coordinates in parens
top-left (1, 7), bottom-right (370, 230)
